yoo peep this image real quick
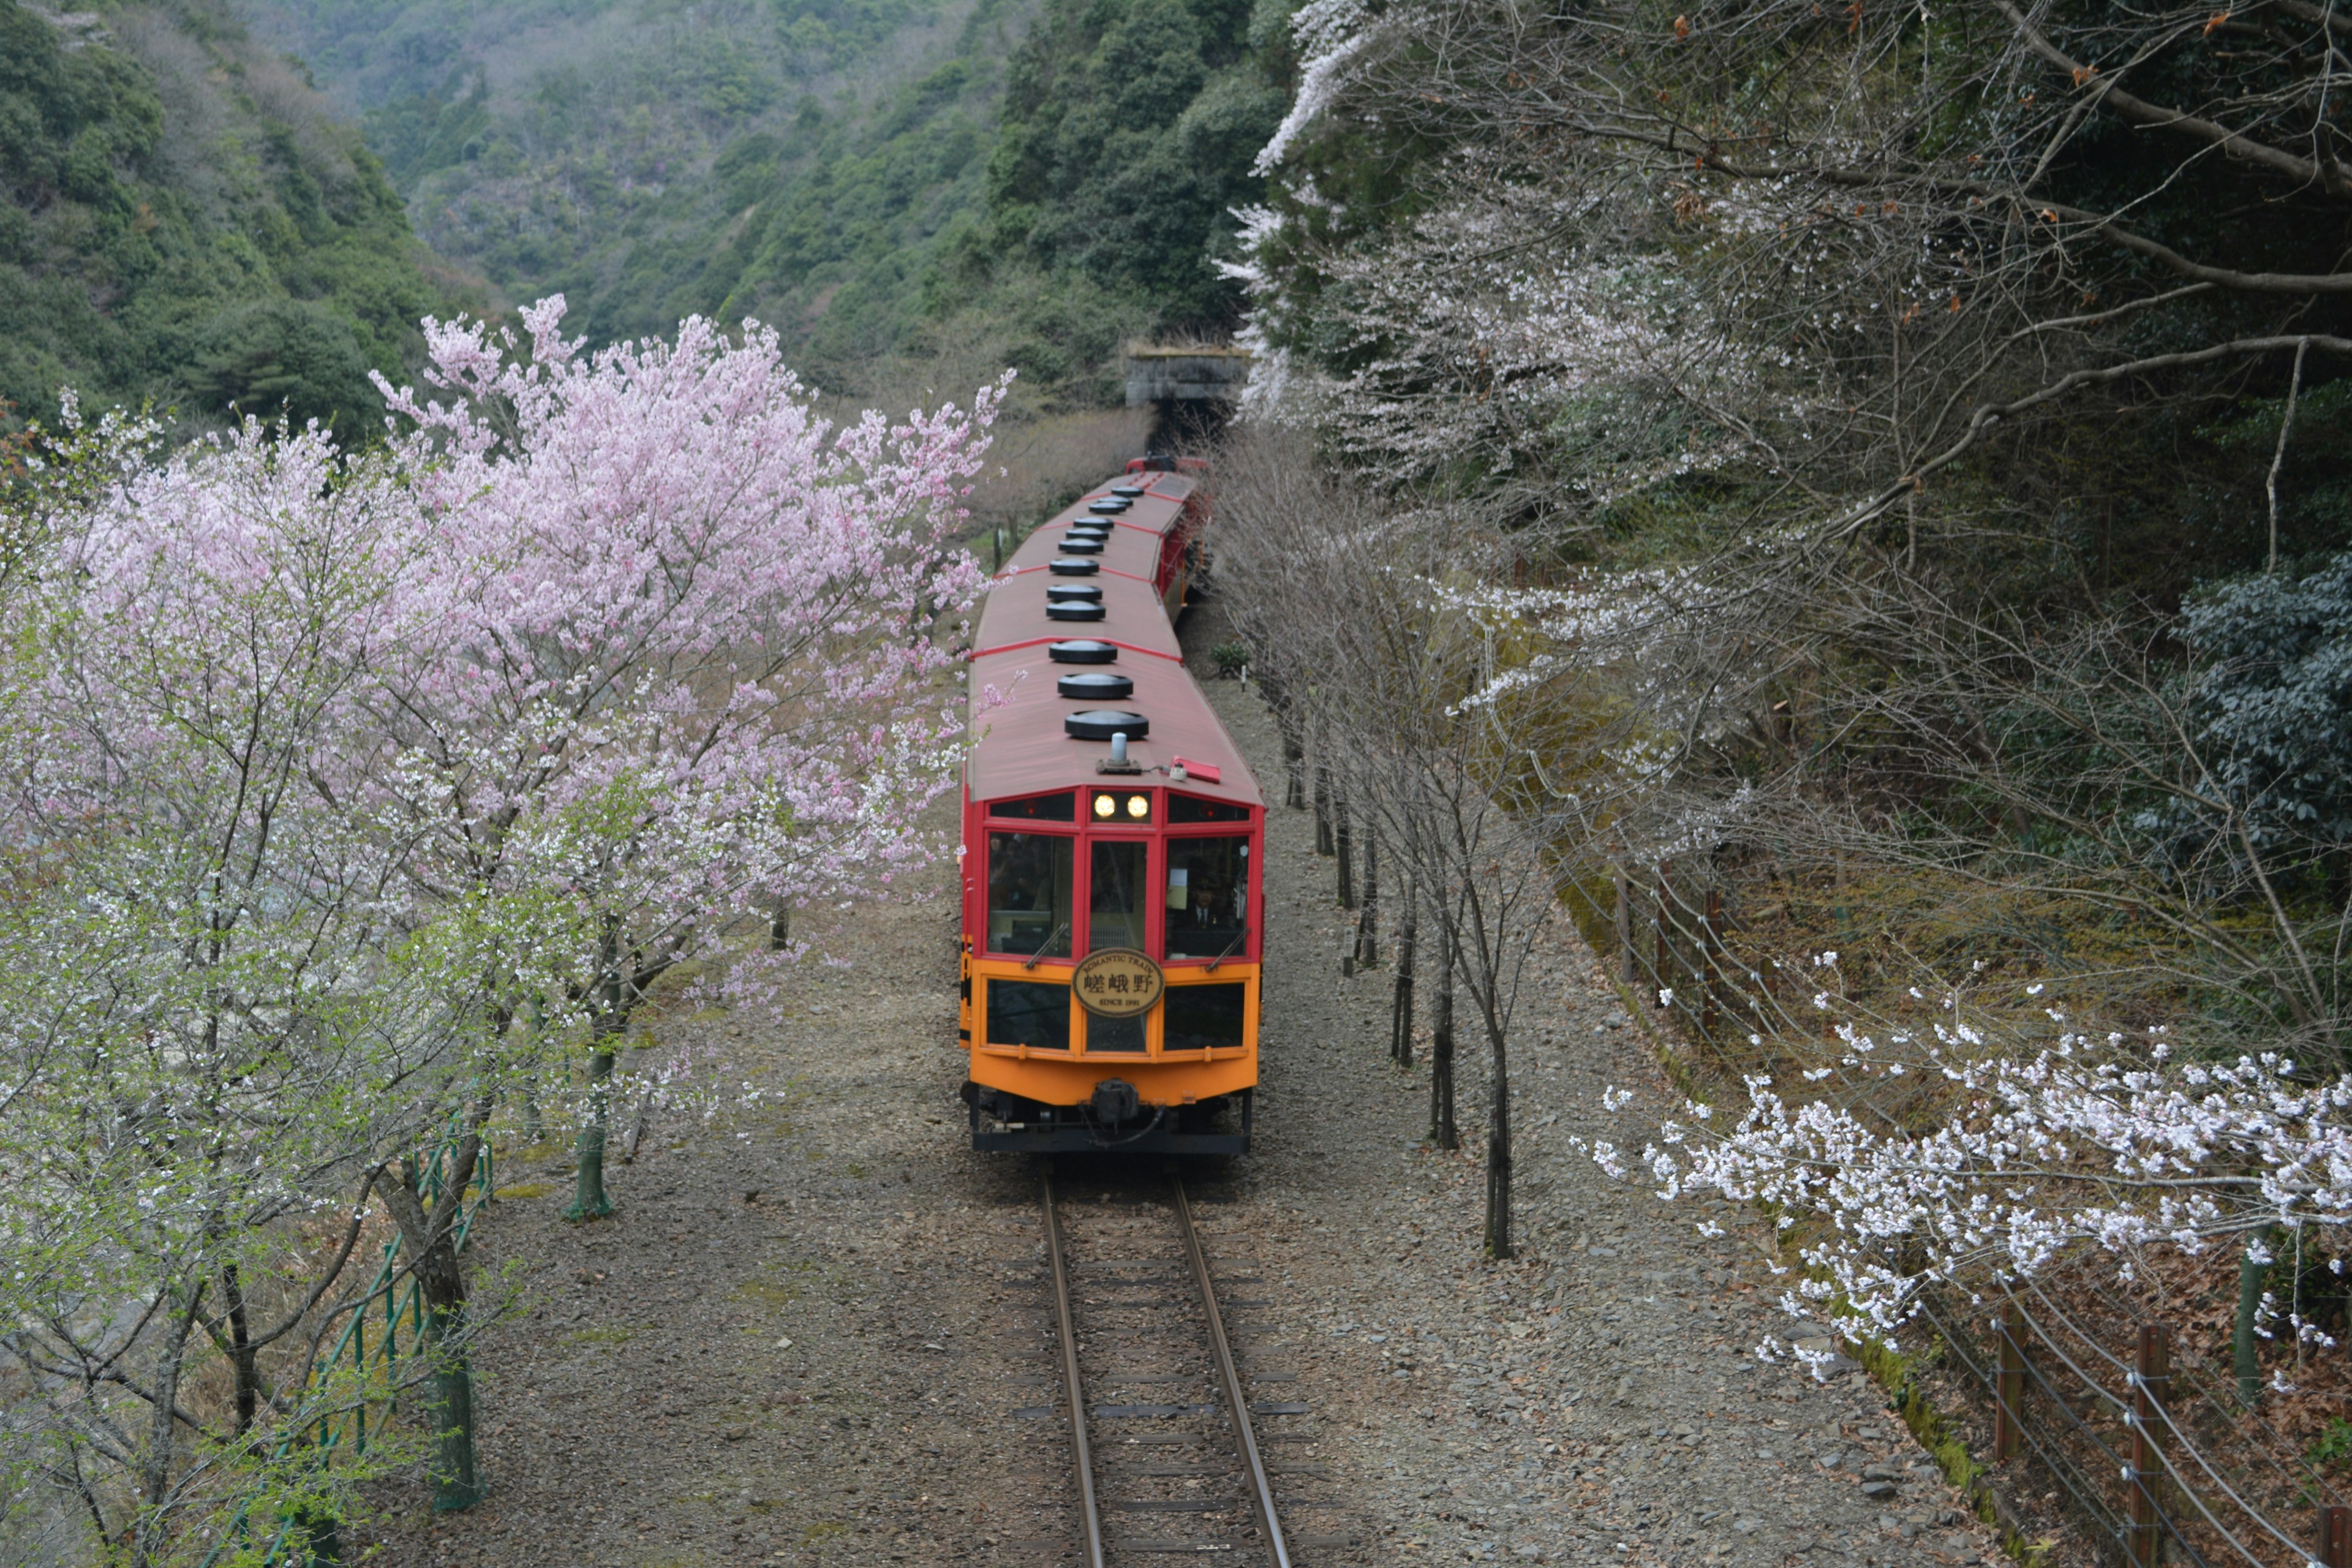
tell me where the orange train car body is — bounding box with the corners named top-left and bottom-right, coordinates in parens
top-left (956, 460), bottom-right (1265, 1153)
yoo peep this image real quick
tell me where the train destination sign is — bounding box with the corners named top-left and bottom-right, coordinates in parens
top-left (1071, 948), bottom-right (1164, 1018)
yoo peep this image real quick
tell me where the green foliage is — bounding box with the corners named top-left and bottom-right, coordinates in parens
top-left (0, 0), bottom-right (451, 430)
top-left (2313, 1417), bottom-right (2352, 1470)
top-left (252, 0), bottom-right (1011, 394)
top-left (186, 298), bottom-right (382, 429)
top-left (972, 0), bottom-right (1287, 326)
top-left (2182, 552), bottom-right (2352, 849)
top-left (232, 0), bottom-right (1285, 409)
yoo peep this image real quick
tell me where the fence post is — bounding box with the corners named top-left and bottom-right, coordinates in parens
top-left (353, 1313), bottom-right (367, 1453)
top-left (2318, 1503), bottom-right (2352, 1568)
top-left (1653, 862), bottom-right (1672, 1006)
top-left (1994, 1304), bottom-right (2025, 1462)
top-left (2127, 1322), bottom-right (2171, 1568)
top-left (1700, 885), bottom-right (1722, 1042)
top-left (1615, 871), bottom-right (1634, 986)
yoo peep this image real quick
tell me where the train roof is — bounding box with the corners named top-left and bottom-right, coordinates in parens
top-left (966, 472), bottom-right (1264, 810)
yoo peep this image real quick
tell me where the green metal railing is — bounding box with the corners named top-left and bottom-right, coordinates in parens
top-left (198, 1122), bottom-right (494, 1566)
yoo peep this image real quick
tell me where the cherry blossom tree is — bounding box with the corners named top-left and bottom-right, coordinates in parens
top-left (1238, 0), bottom-right (2352, 542)
top-left (1599, 970), bottom-right (2352, 1386)
top-left (364, 298), bottom-right (1001, 1226)
top-left (0, 413), bottom-right (469, 1564)
top-left (0, 300), bottom-right (1005, 1556)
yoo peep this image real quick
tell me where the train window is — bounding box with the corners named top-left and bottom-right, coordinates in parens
top-left (987, 833), bottom-right (1072, 957)
top-left (1164, 984), bottom-right (1247, 1051)
top-left (1085, 1011), bottom-right (1147, 1053)
top-left (1167, 794), bottom-right (1248, 824)
top-left (1163, 836), bottom-right (1249, 960)
top-left (992, 791), bottom-right (1076, 821)
top-left (1088, 840), bottom-right (1147, 952)
top-left (986, 979), bottom-right (1070, 1053)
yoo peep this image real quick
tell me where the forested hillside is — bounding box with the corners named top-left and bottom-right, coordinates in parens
top-left (243, 0), bottom-right (1288, 404)
top-left (1213, 0), bottom-right (2352, 1549)
top-left (0, 1), bottom-right (456, 431)
top-left (1, 0), bottom-right (1291, 426)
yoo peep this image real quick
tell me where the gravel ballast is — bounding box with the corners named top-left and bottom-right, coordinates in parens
top-left (356, 602), bottom-right (2007, 1568)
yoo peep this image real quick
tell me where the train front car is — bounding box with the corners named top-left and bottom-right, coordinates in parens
top-left (957, 470), bottom-right (1266, 1153)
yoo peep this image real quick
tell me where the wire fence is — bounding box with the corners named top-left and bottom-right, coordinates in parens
top-left (1613, 860), bottom-right (2352, 1568)
top-left (197, 1123), bottom-right (495, 1567)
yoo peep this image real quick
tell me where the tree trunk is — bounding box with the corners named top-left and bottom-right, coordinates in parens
top-left (1615, 871), bottom-right (1635, 986)
top-left (519, 995), bottom-right (549, 1142)
top-left (771, 902), bottom-right (791, 952)
top-left (1355, 827), bottom-right (1379, 966)
top-left (568, 1046), bottom-right (616, 1221)
top-left (1391, 879), bottom-right (1417, 1066)
top-left (224, 1262), bottom-right (257, 1435)
top-left (1336, 791), bottom-right (1355, 908)
top-left (568, 937), bottom-right (624, 1221)
top-left (1430, 923), bottom-right (1458, 1149)
top-left (2236, 1229), bottom-right (2277, 1406)
top-left (422, 1308), bottom-right (481, 1515)
top-left (1313, 759), bottom-right (1335, 856)
top-left (130, 1280), bottom-right (205, 1568)
top-left (1483, 1012), bottom-right (1513, 1259)
top-left (296, 1506), bottom-right (342, 1563)
top-left (379, 1144), bottom-right (487, 1513)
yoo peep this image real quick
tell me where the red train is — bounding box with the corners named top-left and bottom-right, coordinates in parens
top-left (956, 459), bottom-right (1266, 1152)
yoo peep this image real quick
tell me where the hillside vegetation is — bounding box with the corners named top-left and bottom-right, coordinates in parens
top-left (0, 0), bottom-right (456, 431)
top-left (1215, 0), bottom-right (2352, 1544)
top-left (243, 0), bottom-right (1289, 405)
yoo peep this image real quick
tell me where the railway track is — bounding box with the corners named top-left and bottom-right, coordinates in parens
top-left (1038, 1167), bottom-right (1349, 1565)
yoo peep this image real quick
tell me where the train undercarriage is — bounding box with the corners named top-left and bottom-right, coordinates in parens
top-left (961, 1081), bottom-right (1253, 1155)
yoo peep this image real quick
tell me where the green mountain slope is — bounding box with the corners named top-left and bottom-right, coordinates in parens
top-left (241, 0), bottom-right (1019, 390)
top-left (0, 0), bottom-right (455, 430)
top-left (239, 0), bottom-right (1291, 405)
top-left (963, 0), bottom-right (1286, 325)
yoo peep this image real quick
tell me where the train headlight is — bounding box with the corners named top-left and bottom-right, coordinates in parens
top-left (1126, 794), bottom-right (1150, 820)
top-left (1093, 793), bottom-right (1117, 819)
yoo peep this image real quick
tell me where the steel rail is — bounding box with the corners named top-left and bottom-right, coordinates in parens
top-left (1042, 1169), bottom-right (1109, 1568)
top-left (1174, 1175), bottom-right (1293, 1568)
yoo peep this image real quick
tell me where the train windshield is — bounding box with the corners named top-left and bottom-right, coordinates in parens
top-left (987, 832), bottom-right (1073, 957)
top-left (1089, 840), bottom-right (1147, 952)
top-left (1164, 837), bottom-right (1249, 960)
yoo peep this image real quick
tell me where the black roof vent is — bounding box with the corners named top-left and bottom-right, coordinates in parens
top-left (1087, 499), bottom-right (1129, 514)
top-left (1111, 484), bottom-right (1145, 498)
top-left (1046, 584), bottom-right (1102, 603)
top-left (1065, 709), bottom-right (1148, 740)
top-left (1048, 640), bottom-right (1117, 664)
top-left (1068, 521), bottom-right (1111, 536)
top-left (1057, 671), bottom-right (1134, 700)
top-left (1047, 602), bottom-right (1106, 621)
top-left (1057, 537), bottom-right (1104, 554)
top-left (1049, 557), bottom-right (1099, 575)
